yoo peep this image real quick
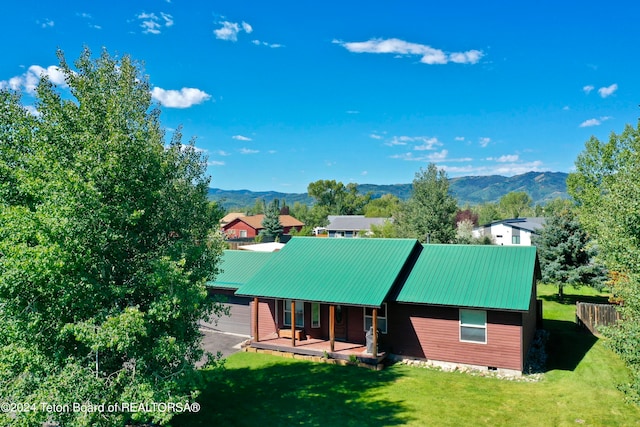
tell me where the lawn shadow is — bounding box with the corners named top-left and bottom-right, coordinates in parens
top-left (173, 356), bottom-right (411, 427)
top-left (539, 293), bottom-right (610, 306)
top-left (543, 319), bottom-right (598, 372)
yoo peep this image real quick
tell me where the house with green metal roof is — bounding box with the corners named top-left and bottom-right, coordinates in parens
top-left (231, 237), bottom-right (541, 374)
top-left (207, 250), bottom-right (275, 294)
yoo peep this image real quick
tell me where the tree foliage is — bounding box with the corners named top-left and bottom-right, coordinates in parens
top-left (498, 191), bottom-right (533, 218)
top-left (363, 194), bottom-right (400, 218)
top-left (532, 208), bottom-right (606, 298)
top-left (395, 163), bottom-right (457, 243)
top-left (567, 120), bottom-right (640, 403)
top-left (0, 48), bottom-right (226, 426)
top-left (261, 199), bottom-right (284, 238)
top-left (307, 179), bottom-right (371, 216)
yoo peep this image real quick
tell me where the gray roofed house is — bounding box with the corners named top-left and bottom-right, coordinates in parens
top-left (326, 215), bottom-right (390, 237)
top-left (472, 217), bottom-right (546, 246)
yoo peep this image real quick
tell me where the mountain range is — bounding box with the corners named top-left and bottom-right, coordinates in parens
top-left (208, 171), bottom-right (570, 211)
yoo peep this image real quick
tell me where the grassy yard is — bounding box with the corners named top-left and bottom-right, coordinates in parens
top-left (174, 285), bottom-right (640, 426)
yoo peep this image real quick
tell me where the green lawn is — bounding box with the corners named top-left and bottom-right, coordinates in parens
top-left (174, 285), bottom-right (640, 426)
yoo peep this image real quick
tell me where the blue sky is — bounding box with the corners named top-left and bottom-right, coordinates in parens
top-left (2, 1), bottom-right (639, 192)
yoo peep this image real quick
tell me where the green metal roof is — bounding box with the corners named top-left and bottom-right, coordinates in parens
top-left (207, 250), bottom-right (275, 289)
top-left (396, 245), bottom-right (540, 311)
top-left (236, 237), bottom-right (421, 306)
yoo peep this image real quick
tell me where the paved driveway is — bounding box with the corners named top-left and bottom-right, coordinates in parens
top-left (199, 296), bottom-right (251, 364)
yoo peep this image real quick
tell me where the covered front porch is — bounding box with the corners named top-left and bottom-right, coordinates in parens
top-left (250, 333), bottom-right (386, 366)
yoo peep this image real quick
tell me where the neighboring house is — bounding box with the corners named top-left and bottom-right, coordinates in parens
top-left (222, 214), bottom-right (304, 239)
top-left (220, 212), bottom-right (246, 227)
top-left (472, 217), bottom-right (546, 246)
top-left (326, 215), bottom-right (390, 237)
top-left (235, 237), bottom-right (541, 374)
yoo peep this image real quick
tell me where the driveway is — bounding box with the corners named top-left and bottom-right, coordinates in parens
top-left (199, 295), bottom-right (251, 365)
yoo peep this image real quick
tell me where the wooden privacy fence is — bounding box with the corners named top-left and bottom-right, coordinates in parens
top-left (576, 302), bottom-right (620, 335)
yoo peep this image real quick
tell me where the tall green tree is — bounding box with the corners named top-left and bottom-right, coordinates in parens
top-left (261, 199), bottom-right (284, 239)
top-left (567, 120), bottom-right (640, 403)
top-left (395, 163), bottom-right (457, 243)
top-left (0, 48), bottom-right (226, 426)
top-left (307, 179), bottom-right (371, 215)
top-left (363, 193), bottom-right (400, 218)
top-left (532, 208), bottom-right (606, 298)
top-left (498, 191), bottom-right (533, 218)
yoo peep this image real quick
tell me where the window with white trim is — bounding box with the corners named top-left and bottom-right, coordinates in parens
top-left (240, 230), bottom-right (247, 238)
top-left (283, 300), bottom-right (304, 327)
top-left (364, 303), bottom-right (387, 334)
top-left (311, 303), bottom-right (320, 328)
top-left (460, 309), bottom-right (487, 343)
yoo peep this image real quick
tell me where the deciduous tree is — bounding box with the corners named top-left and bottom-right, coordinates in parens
top-left (567, 120), bottom-right (640, 403)
top-left (395, 163), bottom-right (457, 243)
top-left (0, 48), bottom-right (226, 426)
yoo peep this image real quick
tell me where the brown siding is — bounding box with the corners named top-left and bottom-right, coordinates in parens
top-left (521, 279), bottom-right (538, 362)
top-left (251, 298), bottom-right (276, 339)
top-left (387, 303), bottom-right (525, 371)
top-left (347, 306), bottom-right (366, 344)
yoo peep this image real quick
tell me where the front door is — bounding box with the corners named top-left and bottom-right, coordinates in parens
top-left (334, 305), bottom-right (347, 341)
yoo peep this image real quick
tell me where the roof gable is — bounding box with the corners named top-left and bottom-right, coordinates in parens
top-left (225, 214), bottom-right (304, 230)
top-left (237, 237), bottom-right (421, 306)
top-left (396, 245), bottom-right (539, 311)
top-left (207, 250), bottom-right (275, 289)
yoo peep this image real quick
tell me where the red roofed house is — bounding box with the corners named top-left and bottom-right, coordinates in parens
top-left (222, 214), bottom-right (304, 239)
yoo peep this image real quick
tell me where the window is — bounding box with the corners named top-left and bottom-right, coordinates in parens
top-left (460, 309), bottom-right (487, 343)
top-left (311, 303), bottom-right (320, 328)
top-left (512, 235), bottom-right (520, 244)
top-left (364, 303), bottom-right (387, 334)
top-left (240, 229), bottom-right (247, 238)
top-left (283, 300), bottom-right (304, 327)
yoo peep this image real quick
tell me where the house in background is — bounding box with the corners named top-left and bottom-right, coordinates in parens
top-left (472, 217), bottom-right (546, 246)
top-left (235, 237), bottom-right (541, 374)
top-left (325, 215), bottom-right (390, 238)
top-left (220, 212), bottom-right (246, 227)
top-left (222, 214), bottom-right (304, 239)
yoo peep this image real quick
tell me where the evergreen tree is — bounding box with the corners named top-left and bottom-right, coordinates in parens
top-left (532, 208), bottom-right (606, 298)
top-left (261, 199), bottom-right (284, 238)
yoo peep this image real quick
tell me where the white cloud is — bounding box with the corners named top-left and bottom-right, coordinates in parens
top-left (333, 38), bottom-right (484, 65)
top-left (583, 85), bottom-right (594, 94)
top-left (138, 12), bottom-right (173, 34)
top-left (0, 65), bottom-right (68, 93)
top-left (252, 40), bottom-right (284, 48)
top-left (361, 170), bottom-right (368, 176)
top-left (345, 110), bottom-right (359, 114)
top-left (39, 19), bottom-right (54, 28)
top-left (369, 133), bottom-right (383, 140)
top-left (412, 137), bottom-right (442, 151)
top-left (214, 20), bottom-right (253, 42)
top-left (215, 150), bottom-right (231, 156)
top-left (232, 135), bottom-right (252, 141)
top-left (454, 136), bottom-right (465, 141)
top-left (492, 154), bottom-right (519, 163)
top-left (161, 12), bottom-right (174, 27)
top-left (598, 83), bottom-right (618, 98)
top-left (579, 116), bottom-right (612, 127)
top-left (151, 87), bottom-right (211, 108)
top-left (427, 149), bottom-right (448, 161)
top-left (209, 160), bottom-right (225, 166)
top-left (479, 137), bottom-right (491, 148)
top-left (441, 160), bottom-right (544, 176)
top-left (240, 148), bottom-right (259, 154)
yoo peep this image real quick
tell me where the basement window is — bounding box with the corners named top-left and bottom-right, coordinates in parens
top-left (460, 309), bottom-right (487, 344)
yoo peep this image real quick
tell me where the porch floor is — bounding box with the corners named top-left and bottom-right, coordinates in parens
top-left (251, 334), bottom-right (386, 365)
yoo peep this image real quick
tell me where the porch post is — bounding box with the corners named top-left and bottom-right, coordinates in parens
top-left (329, 304), bottom-right (335, 352)
top-left (253, 297), bottom-right (259, 342)
top-left (372, 307), bottom-right (378, 358)
top-left (291, 300), bottom-right (296, 347)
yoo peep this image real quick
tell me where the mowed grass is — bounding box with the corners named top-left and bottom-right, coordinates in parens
top-left (174, 285), bottom-right (640, 426)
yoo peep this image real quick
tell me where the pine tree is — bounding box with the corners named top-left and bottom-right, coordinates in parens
top-left (261, 199), bottom-right (284, 239)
